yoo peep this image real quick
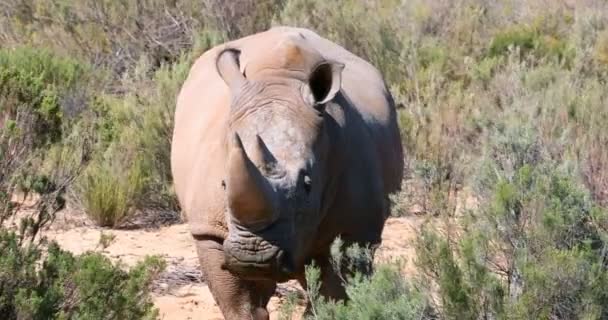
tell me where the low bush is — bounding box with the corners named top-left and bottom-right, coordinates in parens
top-left (76, 154), bottom-right (146, 228)
top-left (284, 240), bottom-right (430, 320)
top-left (303, 263), bottom-right (428, 320)
top-left (3, 2), bottom-right (608, 319)
top-left (0, 48), bottom-right (90, 147)
top-left (0, 231), bottom-right (165, 320)
top-left (1, 96), bottom-right (165, 320)
top-left (0, 0), bottom-right (210, 76)
top-left (275, 0), bottom-right (403, 86)
top-left (73, 52), bottom-right (208, 226)
top-left (489, 27), bottom-right (572, 64)
top-left (417, 159), bottom-right (608, 319)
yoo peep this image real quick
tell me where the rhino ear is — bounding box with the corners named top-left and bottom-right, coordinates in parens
top-left (309, 61), bottom-right (344, 107)
top-left (216, 48), bottom-right (246, 91)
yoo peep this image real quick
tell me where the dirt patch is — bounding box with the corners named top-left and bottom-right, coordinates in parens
top-left (37, 209), bottom-right (424, 319)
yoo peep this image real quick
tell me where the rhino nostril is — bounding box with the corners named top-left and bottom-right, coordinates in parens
top-left (277, 250), bottom-right (295, 275)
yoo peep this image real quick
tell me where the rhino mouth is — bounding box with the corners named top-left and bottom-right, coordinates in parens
top-left (222, 230), bottom-right (294, 281)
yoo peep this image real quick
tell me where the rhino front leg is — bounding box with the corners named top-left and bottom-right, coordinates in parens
top-left (194, 238), bottom-right (276, 320)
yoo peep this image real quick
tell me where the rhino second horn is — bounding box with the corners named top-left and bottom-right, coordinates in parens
top-left (227, 133), bottom-right (275, 228)
top-left (250, 135), bottom-right (276, 173)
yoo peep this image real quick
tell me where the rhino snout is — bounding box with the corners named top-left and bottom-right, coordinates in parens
top-left (222, 231), bottom-right (294, 281)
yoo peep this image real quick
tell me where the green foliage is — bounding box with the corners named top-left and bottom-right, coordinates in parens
top-left (0, 232), bottom-right (164, 320)
top-left (0, 63), bottom-right (162, 319)
top-left (129, 57), bottom-right (195, 212)
top-left (0, 48), bottom-right (89, 146)
top-left (298, 242), bottom-right (429, 320)
top-left (488, 24), bottom-right (573, 64)
top-left (74, 54), bottom-right (197, 226)
top-left (304, 265), bottom-right (428, 320)
top-left (3, 2), bottom-right (608, 319)
top-left (77, 153), bottom-right (146, 227)
top-left (276, 0), bottom-right (402, 86)
top-left (489, 26), bottom-right (537, 57)
top-left (0, 86), bottom-right (161, 320)
top-left (0, 0), bottom-right (210, 75)
top-left (417, 157), bottom-right (608, 319)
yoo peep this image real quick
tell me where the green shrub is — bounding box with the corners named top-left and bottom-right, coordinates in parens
top-left (0, 0), bottom-right (210, 76)
top-left (593, 29), bottom-right (608, 67)
top-left (0, 48), bottom-right (90, 147)
top-left (1, 102), bottom-right (163, 320)
top-left (275, 0), bottom-right (403, 86)
top-left (488, 22), bottom-right (573, 64)
top-left (72, 54), bottom-right (202, 225)
top-left (489, 26), bottom-right (538, 58)
top-left (417, 160), bottom-right (608, 319)
top-left (0, 231), bottom-right (164, 320)
top-left (4, 3), bottom-right (608, 319)
top-left (129, 57), bottom-right (195, 213)
top-left (302, 263), bottom-right (428, 320)
top-left (77, 151), bottom-right (146, 228)
top-left (291, 240), bottom-right (429, 320)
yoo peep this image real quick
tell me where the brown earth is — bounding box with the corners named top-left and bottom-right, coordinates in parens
top-left (33, 209), bottom-right (425, 320)
top-left (6, 192), bottom-right (445, 320)
top-left (4, 191), bottom-right (431, 320)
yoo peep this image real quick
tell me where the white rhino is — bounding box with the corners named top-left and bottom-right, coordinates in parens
top-left (171, 26), bottom-right (404, 319)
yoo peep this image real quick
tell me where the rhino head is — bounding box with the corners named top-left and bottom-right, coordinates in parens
top-left (216, 40), bottom-right (344, 281)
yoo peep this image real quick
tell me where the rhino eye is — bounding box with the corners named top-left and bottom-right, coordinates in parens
top-left (303, 175), bottom-right (312, 194)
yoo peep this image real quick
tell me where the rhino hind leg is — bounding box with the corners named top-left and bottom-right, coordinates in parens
top-left (194, 238), bottom-right (276, 320)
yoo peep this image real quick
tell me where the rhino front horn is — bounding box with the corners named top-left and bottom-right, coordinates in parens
top-left (227, 133), bottom-right (276, 228)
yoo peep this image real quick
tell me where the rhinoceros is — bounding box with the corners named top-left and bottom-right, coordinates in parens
top-left (170, 26), bottom-right (404, 319)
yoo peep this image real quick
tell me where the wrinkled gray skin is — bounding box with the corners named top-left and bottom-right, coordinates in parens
top-left (170, 26), bottom-right (403, 320)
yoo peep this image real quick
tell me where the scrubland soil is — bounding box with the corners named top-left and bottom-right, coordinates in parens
top-left (30, 209), bottom-right (424, 320)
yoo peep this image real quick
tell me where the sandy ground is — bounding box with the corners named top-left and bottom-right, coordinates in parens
top-left (21, 207), bottom-right (425, 320)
